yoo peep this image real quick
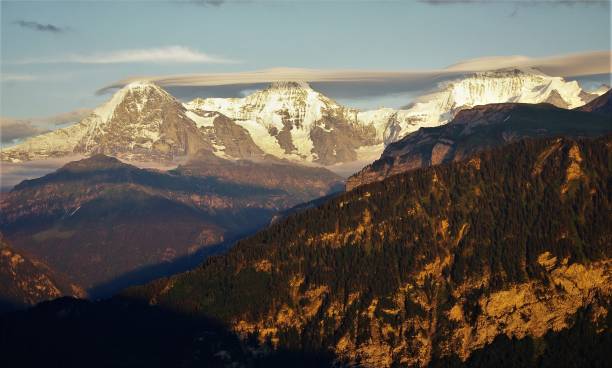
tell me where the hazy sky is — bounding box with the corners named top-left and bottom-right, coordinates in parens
top-left (1, 0), bottom-right (610, 120)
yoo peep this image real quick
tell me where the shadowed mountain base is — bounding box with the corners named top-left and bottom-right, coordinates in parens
top-left (0, 296), bottom-right (608, 367)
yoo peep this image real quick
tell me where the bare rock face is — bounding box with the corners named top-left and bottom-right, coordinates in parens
top-left (72, 82), bottom-right (212, 161)
top-left (1, 82), bottom-right (213, 163)
top-left (430, 142), bottom-right (453, 166)
top-left (193, 110), bottom-right (264, 159)
top-left (543, 89), bottom-right (570, 108)
top-left (577, 88), bottom-right (612, 115)
top-left (186, 82), bottom-right (380, 165)
top-left (309, 111), bottom-right (378, 165)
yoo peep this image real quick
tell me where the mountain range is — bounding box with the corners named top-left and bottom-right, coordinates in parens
top-left (1, 70), bottom-right (609, 301)
top-left (0, 66), bottom-right (610, 367)
top-left (2, 134), bottom-right (609, 367)
top-left (0, 153), bottom-right (341, 297)
top-left (2, 68), bottom-right (605, 168)
top-left (347, 90), bottom-right (612, 190)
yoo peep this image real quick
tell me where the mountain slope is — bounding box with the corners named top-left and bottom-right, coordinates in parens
top-left (0, 154), bottom-right (341, 297)
top-left (1, 293), bottom-right (609, 368)
top-left (174, 150), bottom-right (343, 202)
top-left (73, 81), bottom-right (211, 160)
top-left (0, 136), bottom-right (609, 367)
top-left (577, 88), bottom-right (612, 115)
top-left (346, 99), bottom-right (612, 190)
top-left (124, 135), bottom-right (611, 367)
top-left (0, 234), bottom-right (84, 313)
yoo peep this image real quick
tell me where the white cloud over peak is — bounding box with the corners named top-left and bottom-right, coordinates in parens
top-left (14, 46), bottom-right (238, 65)
top-left (96, 50), bottom-right (611, 99)
top-left (0, 73), bottom-right (38, 82)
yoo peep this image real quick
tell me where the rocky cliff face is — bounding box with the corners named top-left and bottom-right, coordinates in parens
top-left (73, 82), bottom-right (212, 160)
top-left (0, 234), bottom-right (84, 312)
top-left (192, 111), bottom-right (265, 159)
top-left (346, 95), bottom-right (612, 190)
top-left (126, 136), bottom-right (611, 367)
top-left (1, 82), bottom-right (213, 163)
top-left (186, 81), bottom-right (380, 165)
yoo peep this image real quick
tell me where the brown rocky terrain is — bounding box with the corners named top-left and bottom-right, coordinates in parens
top-left (192, 110), bottom-right (266, 159)
top-left (0, 82), bottom-right (214, 163)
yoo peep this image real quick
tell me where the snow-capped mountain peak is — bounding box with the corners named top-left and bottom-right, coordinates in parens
top-left (2, 81), bottom-right (212, 163)
top-left (2, 69), bottom-right (604, 168)
top-left (378, 68), bottom-right (593, 141)
top-left (76, 80), bottom-right (184, 153)
top-left (183, 81), bottom-right (366, 164)
top-left (443, 68), bottom-right (584, 109)
top-left (89, 80), bottom-right (171, 123)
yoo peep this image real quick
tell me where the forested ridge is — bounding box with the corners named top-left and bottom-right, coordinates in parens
top-left (124, 135), bottom-right (611, 366)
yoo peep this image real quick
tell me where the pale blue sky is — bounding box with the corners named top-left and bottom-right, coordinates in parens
top-left (1, 0), bottom-right (610, 119)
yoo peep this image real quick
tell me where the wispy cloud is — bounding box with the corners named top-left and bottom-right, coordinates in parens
top-left (14, 46), bottom-right (239, 65)
top-left (97, 50), bottom-right (612, 99)
top-left (34, 109), bottom-right (94, 127)
top-left (188, 0), bottom-right (225, 6)
top-left (0, 118), bottom-right (49, 144)
top-left (0, 155), bottom-right (86, 191)
top-left (420, 0), bottom-right (609, 4)
top-left (420, 0), bottom-right (610, 14)
top-left (13, 20), bottom-right (67, 33)
top-left (0, 109), bottom-right (92, 145)
top-left (445, 50), bottom-right (612, 76)
top-left (0, 73), bottom-right (37, 82)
